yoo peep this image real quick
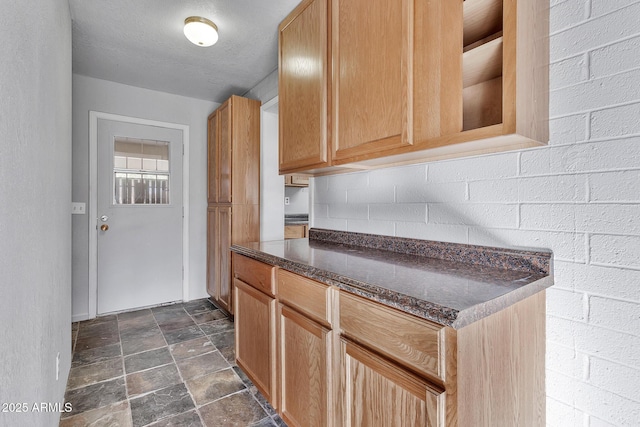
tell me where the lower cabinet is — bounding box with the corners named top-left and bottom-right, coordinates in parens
top-left (339, 290), bottom-right (448, 427)
top-left (207, 206), bottom-right (233, 314)
top-left (233, 254), bottom-right (546, 427)
top-left (279, 305), bottom-right (331, 427)
top-left (217, 206), bottom-right (232, 313)
top-left (234, 277), bottom-right (277, 405)
top-left (284, 224), bottom-right (308, 239)
top-left (233, 254), bottom-right (278, 405)
top-left (341, 338), bottom-right (443, 427)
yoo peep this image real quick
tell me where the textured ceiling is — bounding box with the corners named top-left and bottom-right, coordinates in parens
top-left (69, 0), bottom-right (300, 102)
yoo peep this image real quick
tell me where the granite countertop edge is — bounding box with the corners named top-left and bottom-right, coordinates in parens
top-left (230, 243), bottom-right (552, 329)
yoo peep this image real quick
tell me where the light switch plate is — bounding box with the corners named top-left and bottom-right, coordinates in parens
top-left (71, 202), bottom-right (86, 215)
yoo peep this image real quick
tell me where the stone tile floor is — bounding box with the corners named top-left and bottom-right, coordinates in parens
top-left (61, 299), bottom-right (286, 427)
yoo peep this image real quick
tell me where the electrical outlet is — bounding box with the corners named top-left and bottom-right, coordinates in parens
top-left (71, 202), bottom-right (86, 215)
top-left (56, 352), bottom-right (60, 380)
top-left (284, 197), bottom-right (290, 205)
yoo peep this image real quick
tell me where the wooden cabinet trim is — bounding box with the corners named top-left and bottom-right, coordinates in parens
top-left (207, 111), bottom-right (219, 204)
top-left (278, 269), bottom-right (331, 326)
top-left (216, 206), bottom-right (233, 314)
top-left (279, 304), bottom-right (332, 427)
top-left (233, 253), bottom-right (276, 297)
top-left (343, 338), bottom-right (444, 399)
top-left (218, 100), bottom-right (232, 204)
top-left (278, 0), bottom-right (331, 173)
top-left (341, 337), bottom-right (445, 427)
top-left (339, 291), bottom-right (444, 382)
top-left (284, 224), bottom-right (307, 239)
top-left (281, 304), bottom-right (328, 342)
top-left (457, 291), bottom-right (546, 426)
top-left (234, 278), bottom-right (277, 405)
top-left (284, 174), bottom-right (310, 187)
top-left (206, 95), bottom-right (260, 316)
top-left (330, 0), bottom-right (413, 164)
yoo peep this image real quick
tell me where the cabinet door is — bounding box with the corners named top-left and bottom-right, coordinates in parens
top-left (279, 305), bottom-right (331, 427)
top-left (341, 338), bottom-right (444, 427)
top-left (230, 96), bottom-right (261, 206)
top-left (235, 279), bottom-right (277, 404)
top-left (206, 207), bottom-right (217, 299)
top-left (331, 0), bottom-right (411, 163)
top-left (207, 112), bottom-right (218, 204)
top-left (290, 175), bottom-right (309, 186)
top-left (217, 206), bottom-right (232, 314)
top-left (278, 0), bottom-right (330, 172)
top-left (218, 100), bottom-right (232, 203)
top-left (284, 225), bottom-right (306, 239)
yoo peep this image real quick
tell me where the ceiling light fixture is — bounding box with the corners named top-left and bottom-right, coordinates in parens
top-left (183, 16), bottom-right (218, 47)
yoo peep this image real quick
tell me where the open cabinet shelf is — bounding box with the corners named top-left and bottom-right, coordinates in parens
top-left (462, 0), bottom-right (504, 132)
top-left (463, 0), bottom-right (503, 46)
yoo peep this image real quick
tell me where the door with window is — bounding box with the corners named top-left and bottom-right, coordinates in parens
top-left (97, 119), bottom-right (183, 314)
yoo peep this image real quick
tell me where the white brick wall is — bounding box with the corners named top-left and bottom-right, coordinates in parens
top-left (311, 1), bottom-right (640, 424)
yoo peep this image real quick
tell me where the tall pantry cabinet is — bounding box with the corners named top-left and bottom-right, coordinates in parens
top-left (207, 95), bottom-right (261, 316)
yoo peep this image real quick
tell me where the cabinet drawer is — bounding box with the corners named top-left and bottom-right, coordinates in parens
top-left (284, 225), bottom-right (307, 239)
top-left (233, 253), bottom-right (276, 297)
top-left (339, 291), bottom-right (446, 382)
top-left (278, 270), bottom-right (331, 327)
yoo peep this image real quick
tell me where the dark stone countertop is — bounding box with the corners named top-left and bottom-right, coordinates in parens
top-left (231, 228), bottom-right (553, 329)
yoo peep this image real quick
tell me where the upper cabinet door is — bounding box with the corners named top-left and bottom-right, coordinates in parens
top-left (207, 111), bottom-right (218, 204)
top-left (331, 0), bottom-right (462, 165)
top-left (230, 96), bottom-right (261, 207)
top-left (218, 99), bottom-right (232, 204)
top-left (279, 0), bottom-right (330, 173)
top-left (331, 0), bottom-right (411, 164)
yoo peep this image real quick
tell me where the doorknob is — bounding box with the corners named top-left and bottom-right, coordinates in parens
top-left (100, 224), bottom-right (109, 231)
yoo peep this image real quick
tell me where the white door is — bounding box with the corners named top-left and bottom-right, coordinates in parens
top-left (97, 118), bottom-right (183, 314)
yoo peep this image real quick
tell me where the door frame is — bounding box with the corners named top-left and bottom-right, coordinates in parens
top-left (88, 111), bottom-right (190, 318)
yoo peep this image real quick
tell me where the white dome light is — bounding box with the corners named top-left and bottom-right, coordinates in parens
top-left (184, 16), bottom-right (218, 47)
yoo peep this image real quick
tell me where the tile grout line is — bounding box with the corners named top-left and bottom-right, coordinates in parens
top-left (167, 304), bottom-right (211, 427)
top-left (185, 302), bottom-right (277, 426)
top-left (116, 312), bottom-right (135, 427)
top-left (63, 300), bottom-right (281, 427)
top-left (135, 305), bottom-right (195, 427)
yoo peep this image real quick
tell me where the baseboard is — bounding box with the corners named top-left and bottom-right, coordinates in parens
top-left (72, 313), bottom-right (90, 322)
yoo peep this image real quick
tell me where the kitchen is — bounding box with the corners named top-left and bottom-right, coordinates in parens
top-left (1, 0), bottom-right (639, 426)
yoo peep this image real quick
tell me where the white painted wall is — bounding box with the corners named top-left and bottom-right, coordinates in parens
top-left (285, 187), bottom-right (310, 214)
top-left (313, 1), bottom-right (640, 425)
top-left (261, 99), bottom-right (286, 242)
top-left (72, 75), bottom-right (217, 320)
top-left (0, 0), bottom-right (73, 425)
top-left (244, 69), bottom-right (279, 104)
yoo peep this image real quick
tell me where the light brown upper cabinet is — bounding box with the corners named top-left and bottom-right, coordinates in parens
top-left (278, 0), bottom-right (331, 174)
top-left (331, 0), bottom-right (462, 164)
top-left (206, 95), bottom-right (261, 315)
top-left (284, 174), bottom-right (310, 186)
top-left (278, 0), bottom-right (549, 173)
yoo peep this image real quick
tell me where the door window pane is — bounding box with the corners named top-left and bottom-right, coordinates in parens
top-left (113, 137), bottom-right (170, 205)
